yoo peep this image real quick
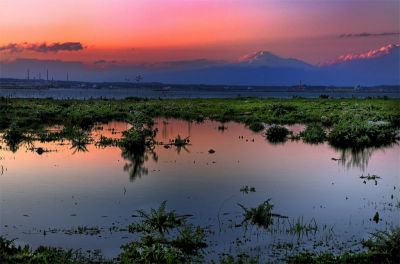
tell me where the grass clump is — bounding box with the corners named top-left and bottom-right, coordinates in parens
top-left (248, 122), bottom-right (264, 132)
top-left (2, 125), bottom-right (25, 152)
top-left (120, 201), bottom-right (207, 264)
top-left (266, 125), bottom-right (289, 143)
top-left (119, 128), bottom-right (155, 154)
top-left (171, 135), bottom-right (190, 147)
top-left (287, 217), bottom-right (318, 236)
top-left (328, 119), bottom-right (396, 148)
top-left (301, 123), bottom-right (326, 143)
top-left (237, 199), bottom-right (285, 229)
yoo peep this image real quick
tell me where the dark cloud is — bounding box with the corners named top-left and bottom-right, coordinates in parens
top-left (339, 32), bottom-right (400, 38)
top-left (0, 42), bottom-right (84, 53)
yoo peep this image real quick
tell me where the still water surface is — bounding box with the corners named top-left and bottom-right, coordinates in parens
top-left (0, 119), bottom-right (399, 260)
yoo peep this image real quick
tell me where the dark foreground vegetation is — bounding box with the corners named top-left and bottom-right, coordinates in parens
top-left (1, 202), bottom-right (399, 263)
top-left (0, 97), bottom-right (399, 151)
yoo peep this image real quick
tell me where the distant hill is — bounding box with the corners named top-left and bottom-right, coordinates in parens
top-left (1, 44), bottom-right (399, 86)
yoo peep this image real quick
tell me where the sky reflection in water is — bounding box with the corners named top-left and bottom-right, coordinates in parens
top-left (0, 119), bottom-right (399, 258)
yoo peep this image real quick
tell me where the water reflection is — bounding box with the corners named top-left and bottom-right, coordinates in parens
top-left (1, 119), bottom-right (399, 259)
top-left (121, 146), bottom-right (158, 181)
top-left (332, 146), bottom-right (394, 171)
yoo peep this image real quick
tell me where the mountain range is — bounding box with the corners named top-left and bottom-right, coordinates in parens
top-left (1, 44), bottom-right (399, 86)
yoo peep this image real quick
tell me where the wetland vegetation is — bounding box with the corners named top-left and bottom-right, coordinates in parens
top-left (1, 97), bottom-right (399, 151)
top-left (1, 97), bottom-right (399, 263)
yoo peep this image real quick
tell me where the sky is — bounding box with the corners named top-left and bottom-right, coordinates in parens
top-left (0, 0), bottom-right (399, 65)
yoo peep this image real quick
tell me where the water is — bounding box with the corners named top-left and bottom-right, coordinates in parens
top-left (0, 87), bottom-right (399, 99)
top-left (0, 119), bottom-right (399, 260)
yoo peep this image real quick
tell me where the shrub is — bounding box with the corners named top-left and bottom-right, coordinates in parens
top-left (301, 123), bottom-right (326, 143)
top-left (266, 125), bottom-right (289, 143)
top-left (248, 122), bottom-right (264, 132)
top-left (328, 119), bottom-right (396, 148)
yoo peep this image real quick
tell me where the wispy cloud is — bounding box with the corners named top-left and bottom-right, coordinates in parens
top-left (339, 32), bottom-right (400, 38)
top-left (0, 42), bottom-right (85, 53)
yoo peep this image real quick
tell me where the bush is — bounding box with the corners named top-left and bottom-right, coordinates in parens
top-left (248, 122), bottom-right (264, 132)
top-left (328, 119), bottom-right (396, 148)
top-left (266, 125), bottom-right (289, 143)
top-left (301, 123), bottom-right (326, 143)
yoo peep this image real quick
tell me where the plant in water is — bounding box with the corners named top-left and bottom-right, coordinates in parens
top-left (240, 186), bottom-right (256, 194)
top-left (301, 123), bottom-right (326, 143)
top-left (120, 201), bottom-right (207, 264)
top-left (362, 227), bottom-right (400, 262)
top-left (96, 135), bottom-right (118, 147)
top-left (266, 125), bottom-right (289, 143)
top-left (171, 135), bottom-right (190, 147)
top-left (372, 212), bottom-right (380, 223)
top-left (287, 217), bottom-right (319, 237)
top-left (328, 118), bottom-right (396, 148)
top-left (360, 173), bottom-right (381, 180)
top-left (68, 127), bottom-right (92, 153)
top-left (248, 122), bottom-right (264, 132)
top-left (3, 125), bottom-right (24, 152)
top-left (237, 199), bottom-right (286, 229)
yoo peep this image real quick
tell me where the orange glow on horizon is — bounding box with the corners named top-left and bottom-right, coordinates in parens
top-left (0, 0), bottom-right (399, 63)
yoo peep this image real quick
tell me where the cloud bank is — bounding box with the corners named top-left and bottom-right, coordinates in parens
top-left (339, 32), bottom-right (400, 38)
top-left (0, 42), bottom-right (84, 53)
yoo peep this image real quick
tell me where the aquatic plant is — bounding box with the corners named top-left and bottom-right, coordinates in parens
top-left (288, 228), bottom-right (400, 263)
top-left (372, 212), bottom-right (380, 223)
top-left (287, 217), bottom-right (319, 236)
top-left (266, 125), bottom-right (289, 143)
top-left (171, 135), bottom-right (190, 147)
top-left (118, 127), bottom-right (157, 180)
top-left (360, 173), bottom-right (381, 180)
top-left (65, 127), bottom-right (92, 153)
top-left (96, 135), bottom-right (118, 147)
top-left (328, 118), bottom-right (396, 148)
top-left (301, 123), bottom-right (326, 143)
top-left (120, 201), bottom-right (207, 264)
top-left (129, 201), bottom-right (186, 235)
top-left (238, 199), bottom-right (274, 229)
top-left (119, 128), bottom-right (155, 153)
top-left (2, 125), bottom-right (24, 152)
top-left (362, 227), bottom-right (400, 263)
top-left (240, 186), bottom-right (256, 194)
top-left (248, 122), bottom-right (264, 132)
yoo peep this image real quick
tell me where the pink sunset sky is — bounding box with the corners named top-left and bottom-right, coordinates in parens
top-left (0, 0), bottom-right (399, 64)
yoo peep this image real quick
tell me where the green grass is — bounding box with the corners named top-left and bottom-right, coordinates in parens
top-left (1, 97), bottom-right (399, 149)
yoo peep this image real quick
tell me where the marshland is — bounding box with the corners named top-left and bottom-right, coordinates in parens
top-left (0, 97), bottom-right (399, 263)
